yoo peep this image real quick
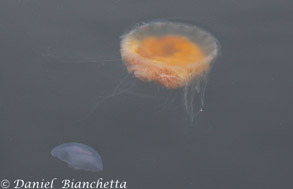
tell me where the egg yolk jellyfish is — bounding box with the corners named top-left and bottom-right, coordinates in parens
top-left (120, 22), bottom-right (219, 121)
top-left (44, 21), bottom-right (219, 123)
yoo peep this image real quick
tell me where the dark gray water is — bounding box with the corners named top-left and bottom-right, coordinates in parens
top-left (0, 1), bottom-right (292, 189)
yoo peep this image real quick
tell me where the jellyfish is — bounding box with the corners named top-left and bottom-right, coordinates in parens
top-left (51, 142), bottom-right (103, 172)
top-left (120, 21), bottom-right (219, 121)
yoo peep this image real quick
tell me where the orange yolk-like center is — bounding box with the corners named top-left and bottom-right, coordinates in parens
top-left (135, 35), bottom-right (206, 66)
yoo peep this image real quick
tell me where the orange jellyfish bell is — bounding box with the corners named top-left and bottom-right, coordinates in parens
top-left (120, 22), bottom-right (219, 89)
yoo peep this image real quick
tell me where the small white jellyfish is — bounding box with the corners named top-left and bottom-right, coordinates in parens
top-left (51, 142), bottom-right (103, 172)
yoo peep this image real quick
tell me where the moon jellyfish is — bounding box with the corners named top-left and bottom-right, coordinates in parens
top-left (51, 143), bottom-right (103, 172)
top-left (120, 21), bottom-right (219, 121)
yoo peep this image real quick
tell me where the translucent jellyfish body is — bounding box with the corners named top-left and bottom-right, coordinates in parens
top-left (120, 22), bottom-right (218, 89)
top-left (51, 143), bottom-right (103, 172)
top-left (120, 22), bottom-right (219, 120)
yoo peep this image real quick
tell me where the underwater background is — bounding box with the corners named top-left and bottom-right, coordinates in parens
top-left (0, 0), bottom-right (292, 189)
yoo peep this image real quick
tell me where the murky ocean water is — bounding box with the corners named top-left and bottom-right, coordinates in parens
top-left (0, 1), bottom-right (292, 189)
